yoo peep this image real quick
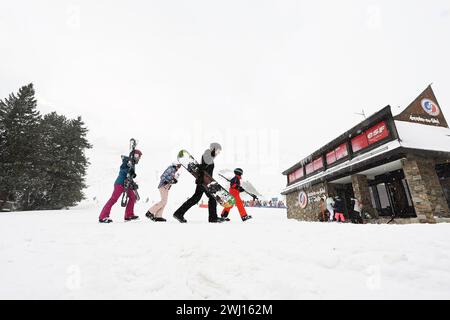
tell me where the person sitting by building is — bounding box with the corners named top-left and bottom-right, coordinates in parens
top-left (350, 197), bottom-right (364, 224)
top-left (319, 197), bottom-right (327, 222)
top-left (326, 195), bottom-right (335, 222)
top-left (334, 196), bottom-right (346, 222)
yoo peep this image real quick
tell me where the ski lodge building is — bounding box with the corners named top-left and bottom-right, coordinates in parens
top-left (281, 86), bottom-right (450, 223)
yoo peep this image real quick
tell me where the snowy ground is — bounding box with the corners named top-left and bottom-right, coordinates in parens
top-left (1, 203), bottom-right (450, 300)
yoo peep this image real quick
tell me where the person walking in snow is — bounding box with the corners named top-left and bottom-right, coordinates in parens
top-left (145, 162), bottom-right (182, 222)
top-left (221, 168), bottom-right (253, 222)
top-left (326, 195), bottom-right (335, 222)
top-left (99, 149), bottom-right (142, 223)
top-left (173, 143), bottom-right (225, 223)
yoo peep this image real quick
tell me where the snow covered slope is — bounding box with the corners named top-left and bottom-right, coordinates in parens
top-left (1, 204), bottom-right (450, 300)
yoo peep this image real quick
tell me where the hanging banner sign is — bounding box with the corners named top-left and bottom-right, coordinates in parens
top-left (366, 121), bottom-right (390, 145)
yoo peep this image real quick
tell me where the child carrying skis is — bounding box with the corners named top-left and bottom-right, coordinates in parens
top-left (99, 149), bottom-right (142, 223)
top-left (145, 162), bottom-right (182, 222)
top-left (221, 168), bottom-right (253, 222)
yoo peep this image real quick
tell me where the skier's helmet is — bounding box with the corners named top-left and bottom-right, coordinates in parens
top-left (210, 142), bottom-right (222, 156)
top-left (234, 168), bottom-right (244, 176)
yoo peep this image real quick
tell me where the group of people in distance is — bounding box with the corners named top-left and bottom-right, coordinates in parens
top-left (98, 142), bottom-right (253, 224)
top-left (320, 195), bottom-right (364, 224)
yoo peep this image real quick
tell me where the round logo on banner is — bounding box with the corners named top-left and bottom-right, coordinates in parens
top-left (298, 191), bottom-right (308, 209)
top-left (421, 99), bottom-right (440, 116)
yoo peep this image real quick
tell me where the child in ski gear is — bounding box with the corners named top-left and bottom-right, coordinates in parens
top-left (334, 196), bottom-right (346, 222)
top-left (326, 195), bottom-right (335, 222)
top-left (99, 149), bottom-right (142, 223)
top-left (173, 143), bottom-right (225, 223)
top-left (146, 162), bottom-right (182, 222)
top-left (221, 168), bottom-right (253, 222)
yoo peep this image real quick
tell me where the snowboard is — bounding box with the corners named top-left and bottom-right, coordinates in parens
top-left (177, 150), bottom-right (236, 209)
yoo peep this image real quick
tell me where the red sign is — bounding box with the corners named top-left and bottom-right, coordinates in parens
top-left (351, 133), bottom-right (369, 153)
top-left (326, 151), bottom-right (337, 165)
top-left (313, 157), bottom-right (324, 171)
top-left (298, 191), bottom-right (308, 209)
top-left (305, 163), bottom-right (314, 175)
top-left (366, 121), bottom-right (389, 145)
top-left (335, 143), bottom-right (348, 160)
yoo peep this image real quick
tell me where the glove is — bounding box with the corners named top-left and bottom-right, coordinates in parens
top-left (132, 173), bottom-right (137, 179)
top-left (133, 183), bottom-right (139, 190)
top-left (238, 187), bottom-right (245, 193)
top-left (172, 179), bottom-right (178, 184)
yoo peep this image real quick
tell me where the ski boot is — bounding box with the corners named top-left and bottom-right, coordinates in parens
top-left (173, 213), bottom-right (187, 223)
top-left (242, 215), bottom-right (253, 222)
top-left (125, 215), bottom-right (140, 222)
top-left (221, 213), bottom-right (231, 222)
top-left (145, 211), bottom-right (155, 221)
top-left (209, 217), bottom-right (225, 223)
top-left (99, 218), bottom-right (113, 224)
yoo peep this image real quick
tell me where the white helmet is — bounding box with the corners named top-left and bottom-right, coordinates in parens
top-left (210, 142), bottom-right (222, 152)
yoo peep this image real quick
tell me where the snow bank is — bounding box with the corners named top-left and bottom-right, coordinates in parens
top-left (1, 205), bottom-right (450, 300)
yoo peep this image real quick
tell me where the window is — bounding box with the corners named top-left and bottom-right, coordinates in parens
top-left (376, 183), bottom-right (392, 215)
top-left (288, 167), bottom-right (304, 183)
top-left (313, 157), bottom-right (324, 171)
top-left (402, 179), bottom-right (413, 207)
top-left (326, 151), bottom-right (337, 165)
top-left (369, 186), bottom-right (377, 209)
top-left (335, 143), bottom-right (348, 160)
top-left (351, 133), bottom-right (369, 153)
top-left (305, 163), bottom-right (314, 175)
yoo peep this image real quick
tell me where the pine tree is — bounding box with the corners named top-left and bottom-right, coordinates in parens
top-left (37, 113), bottom-right (92, 209)
top-left (0, 83), bottom-right (92, 211)
top-left (0, 84), bottom-right (41, 209)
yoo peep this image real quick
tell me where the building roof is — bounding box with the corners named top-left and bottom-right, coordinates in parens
top-left (281, 139), bottom-right (403, 195)
top-left (282, 105), bottom-right (393, 175)
top-left (281, 118), bottom-right (450, 195)
top-left (395, 120), bottom-right (450, 153)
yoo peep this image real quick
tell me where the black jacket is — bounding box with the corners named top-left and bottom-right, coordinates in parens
top-left (230, 175), bottom-right (245, 192)
top-left (196, 150), bottom-right (215, 185)
top-left (334, 198), bottom-right (345, 213)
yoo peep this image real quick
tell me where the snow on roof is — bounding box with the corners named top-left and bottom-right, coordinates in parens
top-left (281, 139), bottom-right (402, 194)
top-left (395, 121), bottom-right (450, 153)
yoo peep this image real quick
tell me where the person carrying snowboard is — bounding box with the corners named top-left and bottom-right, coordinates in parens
top-left (221, 168), bottom-right (253, 222)
top-left (99, 149), bottom-right (142, 223)
top-left (145, 162), bottom-right (182, 222)
top-left (173, 143), bottom-right (225, 223)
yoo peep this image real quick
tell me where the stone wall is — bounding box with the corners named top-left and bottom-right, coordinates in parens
top-left (402, 155), bottom-right (450, 223)
top-left (286, 182), bottom-right (329, 221)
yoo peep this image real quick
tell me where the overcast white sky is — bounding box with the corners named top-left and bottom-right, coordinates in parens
top-left (1, 0), bottom-right (450, 202)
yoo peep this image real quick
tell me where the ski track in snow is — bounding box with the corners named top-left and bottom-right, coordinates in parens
top-left (1, 204), bottom-right (450, 299)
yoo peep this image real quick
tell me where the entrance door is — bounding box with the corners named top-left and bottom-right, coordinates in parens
top-left (386, 178), bottom-right (415, 218)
